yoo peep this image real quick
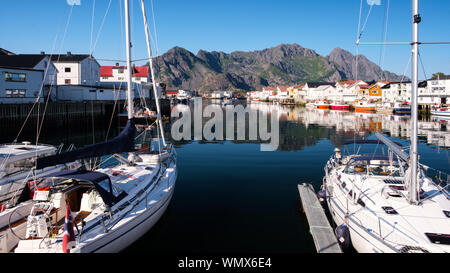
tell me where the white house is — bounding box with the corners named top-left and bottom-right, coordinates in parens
top-left (100, 65), bottom-right (149, 84)
top-left (304, 82), bottom-right (335, 101)
top-left (50, 52), bottom-right (100, 86)
top-left (334, 80), bottom-right (367, 103)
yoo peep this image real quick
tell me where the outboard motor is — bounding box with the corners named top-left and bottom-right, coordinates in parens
top-left (335, 224), bottom-right (350, 251)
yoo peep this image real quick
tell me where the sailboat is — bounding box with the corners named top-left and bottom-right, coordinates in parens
top-left (323, 0), bottom-right (450, 253)
top-left (11, 0), bottom-right (177, 253)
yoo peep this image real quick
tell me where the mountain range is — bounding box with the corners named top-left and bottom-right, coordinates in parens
top-left (150, 43), bottom-right (407, 92)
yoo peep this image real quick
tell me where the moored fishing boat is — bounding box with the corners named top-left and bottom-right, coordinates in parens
top-left (431, 105), bottom-right (450, 117)
top-left (354, 101), bottom-right (376, 113)
top-left (392, 102), bottom-right (411, 115)
top-left (330, 102), bottom-right (350, 111)
top-left (314, 100), bottom-right (330, 109)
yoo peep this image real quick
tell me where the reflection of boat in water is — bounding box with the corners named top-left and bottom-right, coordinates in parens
top-left (376, 102), bottom-right (393, 114)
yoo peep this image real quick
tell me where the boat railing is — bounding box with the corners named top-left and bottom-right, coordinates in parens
top-left (421, 165), bottom-right (450, 196)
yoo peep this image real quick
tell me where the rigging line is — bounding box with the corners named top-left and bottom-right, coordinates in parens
top-left (89, 0), bottom-right (96, 56)
top-left (0, 3), bottom-right (71, 171)
top-left (150, 0), bottom-right (159, 56)
top-left (379, 0), bottom-right (390, 81)
top-left (96, 57), bottom-right (152, 62)
top-left (119, 0), bottom-right (125, 64)
top-left (418, 51), bottom-right (428, 81)
top-left (91, 0), bottom-right (113, 54)
top-left (358, 2), bottom-right (375, 41)
top-left (36, 4), bottom-right (75, 145)
top-left (105, 83), bottom-right (123, 141)
top-left (399, 54), bottom-right (412, 84)
top-left (355, 0), bottom-right (363, 81)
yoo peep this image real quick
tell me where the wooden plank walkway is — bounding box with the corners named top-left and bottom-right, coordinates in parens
top-left (297, 183), bottom-right (342, 253)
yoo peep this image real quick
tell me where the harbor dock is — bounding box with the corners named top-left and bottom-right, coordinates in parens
top-left (297, 183), bottom-right (342, 253)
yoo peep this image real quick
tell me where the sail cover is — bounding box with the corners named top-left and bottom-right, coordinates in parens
top-left (36, 119), bottom-right (136, 170)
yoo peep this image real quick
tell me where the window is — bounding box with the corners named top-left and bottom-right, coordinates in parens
top-left (5, 89), bottom-right (26, 98)
top-left (102, 76), bottom-right (108, 80)
top-left (65, 67), bottom-right (71, 73)
top-left (4, 72), bottom-right (26, 82)
top-left (135, 77), bottom-right (141, 81)
top-left (89, 89), bottom-right (96, 93)
top-left (118, 69), bottom-right (124, 74)
top-left (65, 79), bottom-right (71, 84)
top-left (99, 89), bottom-right (104, 93)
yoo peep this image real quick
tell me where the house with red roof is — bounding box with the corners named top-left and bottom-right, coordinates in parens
top-left (334, 80), bottom-right (367, 102)
top-left (100, 64), bottom-right (149, 83)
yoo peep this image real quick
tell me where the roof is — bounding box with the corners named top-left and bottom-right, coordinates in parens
top-left (167, 90), bottom-right (178, 95)
top-left (429, 75), bottom-right (450, 80)
top-left (336, 80), bottom-right (362, 87)
top-left (0, 55), bottom-right (47, 69)
top-left (48, 53), bottom-right (90, 62)
top-left (294, 84), bottom-right (305, 89)
top-left (277, 85), bottom-right (290, 92)
top-left (100, 66), bottom-right (148, 77)
top-left (306, 82), bottom-right (335, 88)
top-left (0, 48), bottom-right (15, 55)
top-left (263, 86), bottom-right (277, 91)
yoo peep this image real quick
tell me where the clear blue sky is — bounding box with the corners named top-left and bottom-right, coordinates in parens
top-left (1, 0), bottom-right (449, 79)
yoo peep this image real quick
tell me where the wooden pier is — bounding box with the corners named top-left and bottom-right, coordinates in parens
top-left (297, 183), bottom-right (342, 253)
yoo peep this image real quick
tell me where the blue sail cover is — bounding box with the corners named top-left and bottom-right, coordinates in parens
top-left (36, 119), bottom-right (136, 170)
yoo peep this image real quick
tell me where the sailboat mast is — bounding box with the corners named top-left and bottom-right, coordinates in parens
top-left (140, 0), bottom-right (166, 146)
top-left (124, 0), bottom-right (134, 119)
top-left (409, 0), bottom-right (420, 204)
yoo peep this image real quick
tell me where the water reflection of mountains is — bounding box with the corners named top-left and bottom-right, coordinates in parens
top-left (169, 102), bottom-right (450, 151)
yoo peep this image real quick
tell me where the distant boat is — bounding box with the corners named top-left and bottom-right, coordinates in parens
top-left (330, 102), bottom-right (350, 111)
top-left (392, 102), bottom-right (411, 115)
top-left (354, 101), bottom-right (376, 113)
top-left (314, 100), bottom-right (330, 109)
top-left (431, 105), bottom-right (450, 117)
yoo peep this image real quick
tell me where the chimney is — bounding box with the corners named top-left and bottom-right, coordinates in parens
top-left (67, 51), bottom-right (72, 56)
top-left (40, 51), bottom-right (45, 55)
top-left (115, 63), bottom-right (119, 67)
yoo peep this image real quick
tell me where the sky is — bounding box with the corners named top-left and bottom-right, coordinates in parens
top-left (1, 0), bottom-right (449, 80)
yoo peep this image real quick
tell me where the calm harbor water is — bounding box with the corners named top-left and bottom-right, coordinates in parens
top-left (2, 101), bottom-right (449, 253)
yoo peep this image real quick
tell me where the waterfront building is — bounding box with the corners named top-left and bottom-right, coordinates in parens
top-left (56, 81), bottom-right (144, 102)
top-left (48, 52), bottom-right (100, 86)
top-left (0, 53), bottom-right (57, 103)
top-left (292, 84), bottom-right (306, 104)
top-left (276, 85), bottom-right (290, 98)
top-left (422, 75), bottom-right (450, 106)
top-left (334, 80), bottom-right (367, 103)
top-left (304, 82), bottom-right (335, 102)
top-left (100, 64), bottom-right (149, 84)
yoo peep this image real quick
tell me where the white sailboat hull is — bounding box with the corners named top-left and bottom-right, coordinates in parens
top-left (83, 174), bottom-right (175, 253)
